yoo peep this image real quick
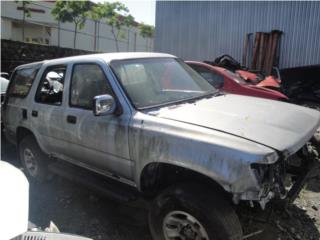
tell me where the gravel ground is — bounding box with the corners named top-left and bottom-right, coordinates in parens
top-left (1, 136), bottom-right (319, 240)
top-left (239, 174), bottom-right (320, 240)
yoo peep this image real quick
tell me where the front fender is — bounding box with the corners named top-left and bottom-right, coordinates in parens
top-left (130, 112), bottom-right (276, 194)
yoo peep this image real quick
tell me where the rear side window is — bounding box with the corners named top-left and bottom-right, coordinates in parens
top-left (8, 68), bottom-right (38, 98)
top-left (35, 65), bottom-right (66, 105)
top-left (189, 65), bottom-right (224, 89)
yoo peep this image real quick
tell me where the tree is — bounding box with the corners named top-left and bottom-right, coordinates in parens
top-left (15, 1), bottom-right (31, 42)
top-left (51, 0), bottom-right (91, 49)
top-left (90, 4), bottom-right (105, 51)
top-left (92, 2), bottom-right (134, 52)
top-left (139, 23), bottom-right (155, 39)
top-left (139, 23), bottom-right (155, 50)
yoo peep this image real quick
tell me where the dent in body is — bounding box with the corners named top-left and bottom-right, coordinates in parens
top-left (130, 112), bottom-right (276, 196)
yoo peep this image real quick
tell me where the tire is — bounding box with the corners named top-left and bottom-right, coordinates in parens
top-left (19, 135), bottom-right (50, 182)
top-left (149, 183), bottom-right (243, 240)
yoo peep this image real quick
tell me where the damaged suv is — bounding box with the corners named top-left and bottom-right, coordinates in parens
top-left (3, 53), bottom-right (320, 240)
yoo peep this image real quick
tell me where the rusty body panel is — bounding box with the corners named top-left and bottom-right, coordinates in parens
top-left (129, 96), bottom-right (320, 207)
top-left (131, 110), bottom-right (274, 192)
top-left (3, 53), bottom-right (320, 208)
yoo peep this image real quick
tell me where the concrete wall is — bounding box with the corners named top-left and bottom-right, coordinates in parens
top-left (1, 18), bottom-right (11, 40)
top-left (1, 1), bottom-right (154, 52)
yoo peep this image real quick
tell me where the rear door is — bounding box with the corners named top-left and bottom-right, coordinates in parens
top-left (30, 64), bottom-right (69, 154)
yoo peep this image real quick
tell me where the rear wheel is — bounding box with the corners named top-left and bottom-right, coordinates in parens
top-left (19, 135), bottom-right (50, 182)
top-left (149, 183), bottom-right (243, 240)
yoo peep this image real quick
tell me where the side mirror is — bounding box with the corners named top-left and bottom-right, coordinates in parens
top-left (93, 94), bottom-right (116, 116)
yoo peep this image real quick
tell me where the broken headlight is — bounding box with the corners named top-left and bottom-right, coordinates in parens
top-left (262, 151), bottom-right (279, 164)
top-left (251, 157), bottom-right (287, 200)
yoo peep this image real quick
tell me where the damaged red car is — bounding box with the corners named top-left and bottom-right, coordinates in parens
top-left (186, 61), bottom-right (288, 101)
top-left (236, 69), bottom-right (281, 90)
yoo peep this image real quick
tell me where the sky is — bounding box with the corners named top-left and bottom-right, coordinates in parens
top-left (92, 0), bottom-right (156, 26)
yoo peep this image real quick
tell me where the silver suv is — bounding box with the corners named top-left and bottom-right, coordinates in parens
top-left (3, 53), bottom-right (320, 240)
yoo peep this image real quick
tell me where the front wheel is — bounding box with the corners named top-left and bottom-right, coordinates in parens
top-left (149, 183), bottom-right (243, 240)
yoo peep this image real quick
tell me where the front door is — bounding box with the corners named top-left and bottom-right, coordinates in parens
top-left (61, 62), bottom-right (133, 181)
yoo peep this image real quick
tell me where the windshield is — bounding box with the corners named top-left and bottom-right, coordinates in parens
top-left (111, 58), bottom-right (217, 109)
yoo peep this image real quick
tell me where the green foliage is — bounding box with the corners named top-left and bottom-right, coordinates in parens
top-left (90, 2), bottom-right (135, 51)
top-left (52, 0), bottom-right (91, 48)
top-left (91, 2), bottom-right (134, 30)
top-left (51, 0), bottom-right (91, 30)
top-left (50, 1), bottom-right (153, 51)
top-left (139, 23), bottom-right (155, 38)
top-left (90, 3), bottom-right (107, 21)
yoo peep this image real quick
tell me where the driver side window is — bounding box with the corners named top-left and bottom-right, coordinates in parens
top-left (70, 63), bottom-right (113, 109)
top-left (35, 65), bottom-right (66, 105)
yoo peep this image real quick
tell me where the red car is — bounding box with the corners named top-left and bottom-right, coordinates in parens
top-left (186, 61), bottom-right (288, 101)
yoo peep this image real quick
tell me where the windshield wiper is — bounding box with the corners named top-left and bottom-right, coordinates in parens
top-left (139, 90), bottom-right (222, 110)
top-left (187, 90), bottom-right (222, 102)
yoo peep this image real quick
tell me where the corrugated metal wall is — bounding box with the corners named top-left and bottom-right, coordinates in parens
top-left (155, 1), bottom-right (320, 68)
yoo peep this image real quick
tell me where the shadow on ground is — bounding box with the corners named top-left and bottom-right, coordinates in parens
top-left (28, 179), bottom-right (151, 240)
top-left (1, 136), bottom-right (151, 240)
top-left (239, 202), bottom-right (320, 240)
top-left (306, 173), bottom-right (320, 193)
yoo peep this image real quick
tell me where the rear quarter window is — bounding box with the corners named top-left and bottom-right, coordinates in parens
top-left (8, 68), bottom-right (39, 98)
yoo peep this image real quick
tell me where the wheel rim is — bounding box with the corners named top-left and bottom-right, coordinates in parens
top-left (163, 210), bottom-right (209, 240)
top-left (23, 148), bottom-right (38, 177)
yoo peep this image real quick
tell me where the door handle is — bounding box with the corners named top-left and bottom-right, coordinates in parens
top-left (31, 110), bottom-right (38, 117)
top-left (67, 115), bottom-right (77, 124)
top-left (22, 109), bottom-right (27, 119)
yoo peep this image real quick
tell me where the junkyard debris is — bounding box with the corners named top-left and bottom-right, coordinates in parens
top-left (242, 229), bottom-right (263, 239)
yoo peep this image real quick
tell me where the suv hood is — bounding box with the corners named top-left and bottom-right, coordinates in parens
top-left (154, 94), bottom-right (320, 155)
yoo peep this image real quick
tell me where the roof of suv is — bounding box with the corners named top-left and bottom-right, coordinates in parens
top-left (15, 52), bottom-right (176, 70)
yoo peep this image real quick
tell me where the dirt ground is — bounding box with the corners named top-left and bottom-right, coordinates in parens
top-left (1, 137), bottom-right (319, 240)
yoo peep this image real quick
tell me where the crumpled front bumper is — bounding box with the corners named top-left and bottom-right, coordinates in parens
top-left (233, 140), bottom-right (320, 209)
